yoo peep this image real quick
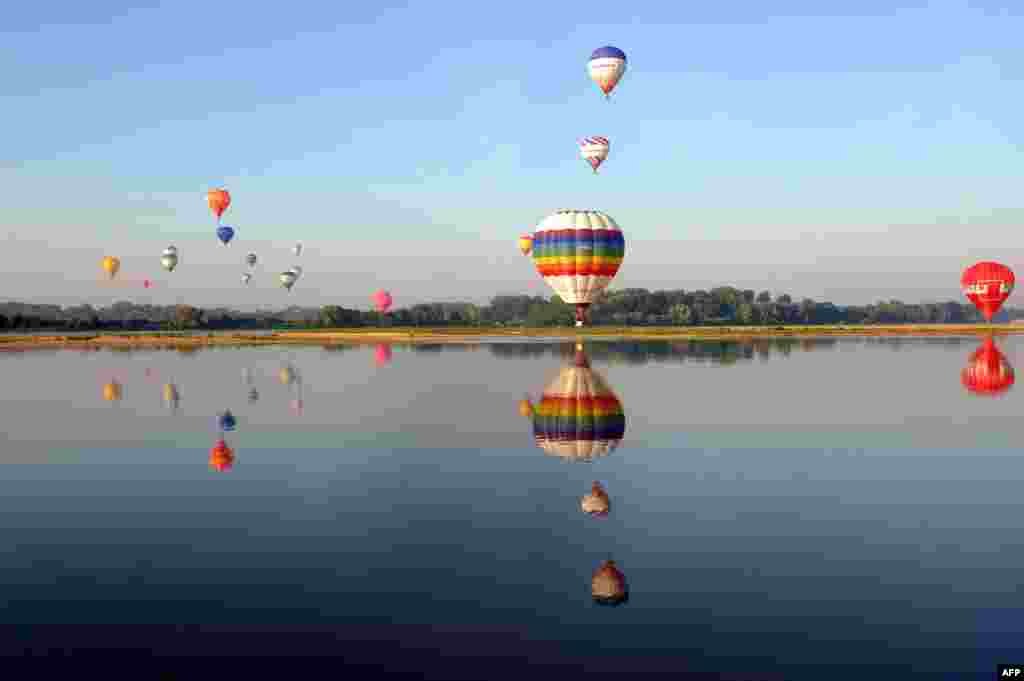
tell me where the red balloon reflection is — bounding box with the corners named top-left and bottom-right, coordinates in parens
top-left (961, 337), bottom-right (1015, 396)
top-left (374, 344), bottom-right (392, 367)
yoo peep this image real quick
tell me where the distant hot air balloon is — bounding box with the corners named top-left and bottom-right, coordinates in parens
top-left (532, 344), bottom-right (626, 462)
top-left (591, 560), bottom-right (628, 605)
top-left (518, 396), bottom-right (534, 418)
top-left (580, 481), bottom-right (610, 517)
top-left (102, 380), bottom-right (123, 402)
top-left (247, 387), bottom-right (259, 403)
top-left (218, 409), bottom-right (237, 432)
top-left (163, 383), bottom-right (180, 410)
top-left (241, 272), bottom-right (252, 285)
top-left (531, 209), bottom-right (625, 326)
top-left (143, 279), bottom-right (152, 289)
top-left (587, 46), bottom-right (627, 99)
top-left (245, 252), bottom-right (257, 269)
top-left (961, 261), bottom-right (1015, 322)
top-left (374, 344), bottom-right (392, 367)
top-left (373, 290), bottom-right (393, 314)
top-left (161, 246), bottom-right (179, 272)
top-left (216, 225), bottom-right (235, 246)
top-left (279, 270), bottom-right (297, 291)
top-left (293, 242), bottom-right (303, 257)
top-left (101, 256), bottom-right (120, 280)
top-left (209, 438), bottom-right (235, 472)
top-left (291, 265), bottom-right (303, 279)
top-left (518, 233), bottom-right (533, 256)
top-left (578, 136), bottom-right (610, 173)
top-left (208, 189), bottom-right (231, 221)
top-left (961, 337), bottom-right (1015, 396)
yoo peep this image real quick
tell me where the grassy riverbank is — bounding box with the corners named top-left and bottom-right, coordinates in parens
top-left (0, 324), bottom-right (1022, 351)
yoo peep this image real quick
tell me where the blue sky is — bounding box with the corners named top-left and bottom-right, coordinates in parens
top-left (2, 0), bottom-right (1023, 309)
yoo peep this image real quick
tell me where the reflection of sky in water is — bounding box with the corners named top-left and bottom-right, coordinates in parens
top-left (0, 337), bottom-right (1021, 677)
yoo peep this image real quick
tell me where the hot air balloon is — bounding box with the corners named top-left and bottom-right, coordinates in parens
top-left (241, 273), bottom-right (252, 285)
top-left (209, 438), bottom-right (235, 472)
top-left (518, 396), bottom-right (534, 418)
top-left (532, 344), bottom-right (626, 462)
top-left (591, 560), bottom-right (628, 605)
top-left (373, 290), bottom-right (393, 314)
top-left (279, 270), bottom-right (298, 291)
top-left (160, 246), bottom-right (179, 273)
top-left (143, 279), bottom-right (152, 289)
top-left (102, 380), bottom-right (123, 402)
top-left (580, 481), bottom-right (610, 517)
top-left (531, 209), bottom-right (625, 326)
top-left (291, 265), bottom-right (303, 279)
top-left (218, 409), bottom-right (237, 432)
top-left (293, 242), bottom-right (303, 257)
top-left (247, 387), bottom-right (260, 403)
top-left (961, 261), bottom-right (1015, 322)
top-left (587, 46), bottom-right (627, 99)
top-left (518, 234), bottom-right (533, 256)
top-left (163, 383), bottom-right (180, 410)
top-left (245, 252), bottom-right (257, 269)
top-left (216, 225), bottom-right (235, 246)
top-left (374, 344), bottom-right (392, 367)
top-left (961, 337), bottom-right (1015, 396)
top-left (101, 256), bottom-right (120, 280)
top-left (578, 136), bottom-right (610, 173)
top-left (208, 189), bottom-right (231, 221)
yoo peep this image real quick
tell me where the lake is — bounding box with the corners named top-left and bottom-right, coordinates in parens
top-left (0, 336), bottom-right (1021, 678)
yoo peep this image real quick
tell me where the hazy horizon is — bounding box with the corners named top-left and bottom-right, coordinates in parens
top-left (4, 1), bottom-right (1023, 309)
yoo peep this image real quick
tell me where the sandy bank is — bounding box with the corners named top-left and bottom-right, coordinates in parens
top-left (0, 324), bottom-right (1021, 351)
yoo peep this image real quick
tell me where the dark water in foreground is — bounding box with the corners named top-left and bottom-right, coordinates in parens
top-left (0, 336), bottom-right (1022, 678)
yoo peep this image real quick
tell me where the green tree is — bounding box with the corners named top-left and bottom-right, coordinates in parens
top-left (670, 303), bottom-right (693, 325)
top-left (736, 302), bottom-right (755, 324)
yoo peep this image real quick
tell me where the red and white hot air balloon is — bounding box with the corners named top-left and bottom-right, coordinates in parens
top-left (961, 261), bottom-right (1015, 322)
top-left (578, 136), bottom-right (610, 173)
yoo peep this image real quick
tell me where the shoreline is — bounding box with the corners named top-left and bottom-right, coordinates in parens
top-left (0, 324), bottom-right (1022, 351)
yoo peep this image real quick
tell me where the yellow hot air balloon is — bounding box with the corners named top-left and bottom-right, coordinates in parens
top-left (101, 256), bottom-right (120, 280)
top-left (518, 233), bottom-right (533, 256)
top-left (103, 380), bottom-right (123, 402)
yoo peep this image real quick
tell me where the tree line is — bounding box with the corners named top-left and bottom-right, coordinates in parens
top-left (0, 287), bottom-right (1018, 331)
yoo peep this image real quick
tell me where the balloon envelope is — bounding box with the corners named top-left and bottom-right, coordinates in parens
top-left (245, 252), bottom-right (257, 268)
top-left (160, 249), bottom-right (178, 272)
top-left (216, 225), bottom-right (235, 245)
top-left (532, 345), bottom-right (625, 461)
top-left (961, 261), bottom-right (1015, 321)
top-left (101, 256), bottom-right (120, 279)
top-left (209, 438), bottom-right (235, 471)
top-left (591, 560), bottom-right (628, 605)
top-left (962, 337), bottom-right (1015, 396)
top-left (207, 189), bottom-right (231, 220)
top-left (279, 270), bottom-right (297, 290)
top-left (293, 242), bottom-right (303, 256)
top-left (218, 410), bottom-right (237, 432)
top-left (518, 234), bottom-right (533, 256)
top-left (587, 46), bottom-right (627, 97)
top-left (578, 136), bottom-right (610, 173)
top-left (373, 290), bottom-right (393, 313)
top-left (531, 209), bottom-right (625, 325)
top-left (241, 273), bottom-right (252, 285)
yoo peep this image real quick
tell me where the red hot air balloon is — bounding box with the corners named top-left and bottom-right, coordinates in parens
top-left (207, 189), bottom-right (231, 221)
top-left (374, 344), bottom-right (392, 367)
top-left (209, 438), bottom-right (235, 471)
top-left (961, 261), bottom-right (1015, 322)
top-left (961, 337), bottom-right (1015, 396)
top-left (373, 290), bottom-right (393, 314)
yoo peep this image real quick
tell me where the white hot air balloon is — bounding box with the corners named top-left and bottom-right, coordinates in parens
top-left (279, 270), bottom-right (298, 291)
top-left (245, 252), bottom-right (257, 269)
top-left (293, 242), bottom-right (303, 257)
top-left (291, 265), bottom-right (303, 279)
top-left (160, 246), bottom-right (179, 272)
top-left (241, 272), bottom-right (252, 285)
top-left (578, 137), bottom-right (610, 173)
top-left (587, 46), bottom-right (627, 99)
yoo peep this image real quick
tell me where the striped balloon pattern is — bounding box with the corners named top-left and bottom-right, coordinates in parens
top-left (531, 210), bottom-right (625, 322)
top-left (532, 346), bottom-right (626, 461)
top-left (579, 136), bottom-right (610, 173)
top-left (587, 46), bottom-right (627, 97)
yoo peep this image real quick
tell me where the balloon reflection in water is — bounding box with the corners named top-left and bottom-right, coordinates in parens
top-left (374, 344), bottom-right (392, 367)
top-left (102, 380), bottom-right (123, 402)
top-left (961, 337), bottom-right (1015, 396)
top-left (591, 560), bottom-right (628, 605)
top-left (209, 438), bottom-right (235, 472)
top-left (580, 481), bottom-right (610, 517)
top-left (162, 383), bottom-right (180, 411)
top-left (278, 364), bottom-right (297, 386)
top-left (531, 344), bottom-right (625, 462)
top-left (248, 387), bottom-right (260, 404)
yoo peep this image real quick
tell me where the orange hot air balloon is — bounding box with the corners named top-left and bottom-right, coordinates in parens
top-left (101, 256), bottom-right (120, 280)
top-left (961, 261), bottom-right (1015, 322)
top-left (102, 380), bottom-right (123, 402)
top-left (209, 439), bottom-right (235, 471)
top-left (207, 188), bottom-right (231, 220)
top-left (961, 337), bottom-right (1015, 396)
top-left (518, 396), bottom-right (534, 418)
top-left (580, 481), bottom-right (610, 517)
top-left (518, 233), bottom-right (533, 256)
top-left (591, 560), bottom-right (628, 605)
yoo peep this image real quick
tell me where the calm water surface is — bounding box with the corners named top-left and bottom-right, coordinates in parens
top-left (0, 336), bottom-right (1021, 678)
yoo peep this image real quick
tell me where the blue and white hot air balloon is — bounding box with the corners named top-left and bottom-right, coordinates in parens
top-left (587, 46), bottom-right (627, 99)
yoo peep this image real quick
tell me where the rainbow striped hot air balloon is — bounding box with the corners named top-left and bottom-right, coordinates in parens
top-left (531, 209), bottom-right (625, 326)
top-left (578, 136), bottom-right (610, 173)
top-left (531, 344), bottom-right (626, 462)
